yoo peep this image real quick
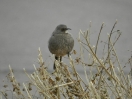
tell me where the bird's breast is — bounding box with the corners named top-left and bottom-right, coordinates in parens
top-left (48, 33), bottom-right (74, 56)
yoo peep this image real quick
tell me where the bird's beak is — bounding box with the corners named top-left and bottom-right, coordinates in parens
top-left (66, 28), bottom-right (71, 30)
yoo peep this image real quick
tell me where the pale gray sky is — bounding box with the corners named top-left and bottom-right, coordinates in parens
top-left (0, 0), bottom-right (132, 72)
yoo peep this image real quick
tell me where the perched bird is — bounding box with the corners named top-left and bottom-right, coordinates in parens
top-left (48, 24), bottom-right (74, 69)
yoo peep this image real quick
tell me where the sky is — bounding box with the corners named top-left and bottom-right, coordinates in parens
top-left (0, 0), bottom-right (132, 72)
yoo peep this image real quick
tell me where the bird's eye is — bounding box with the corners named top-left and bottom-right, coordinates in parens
top-left (61, 28), bottom-right (65, 31)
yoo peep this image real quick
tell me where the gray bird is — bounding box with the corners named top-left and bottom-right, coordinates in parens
top-left (48, 24), bottom-right (74, 69)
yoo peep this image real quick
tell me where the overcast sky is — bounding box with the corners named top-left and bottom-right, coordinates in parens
top-left (0, 0), bottom-right (132, 72)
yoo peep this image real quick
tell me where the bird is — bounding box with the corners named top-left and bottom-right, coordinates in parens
top-left (48, 24), bottom-right (74, 69)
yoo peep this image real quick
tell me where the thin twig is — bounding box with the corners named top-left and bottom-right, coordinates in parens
top-left (95, 22), bottom-right (104, 55)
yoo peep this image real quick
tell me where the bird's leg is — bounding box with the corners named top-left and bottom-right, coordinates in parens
top-left (54, 56), bottom-right (59, 69)
top-left (54, 56), bottom-right (62, 69)
top-left (60, 56), bottom-right (62, 62)
top-left (53, 62), bottom-right (56, 69)
top-left (67, 52), bottom-right (71, 57)
top-left (55, 56), bottom-right (59, 60)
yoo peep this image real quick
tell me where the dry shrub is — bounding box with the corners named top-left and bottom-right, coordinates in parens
top-left (1, 21), bottom-right (132, 99)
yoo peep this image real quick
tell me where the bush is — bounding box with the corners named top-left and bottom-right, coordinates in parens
top-left (1, 21), bottom-right (132, 99)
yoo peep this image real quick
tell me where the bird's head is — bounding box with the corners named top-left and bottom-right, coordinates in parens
top-left (56, 24), bottom-right (71, 33)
